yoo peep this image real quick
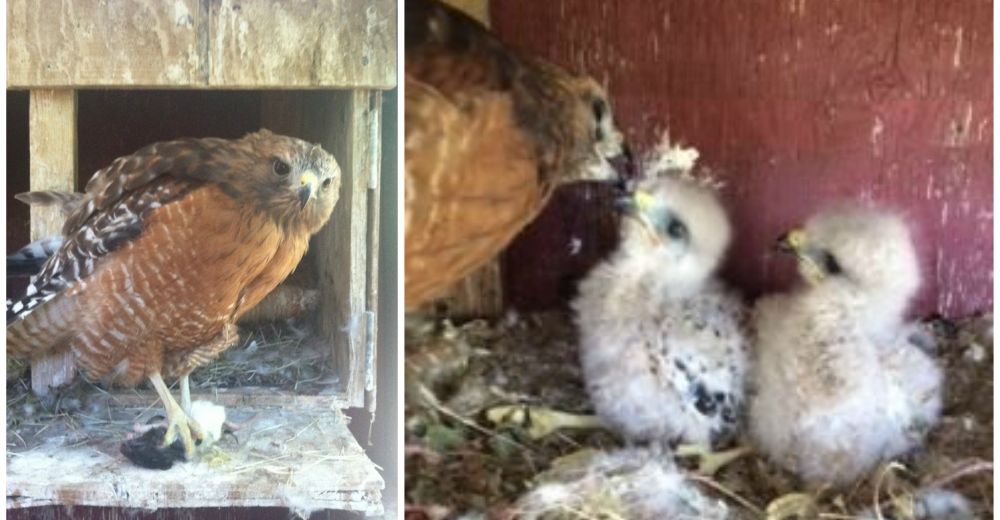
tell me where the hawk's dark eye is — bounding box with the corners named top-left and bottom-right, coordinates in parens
top-left (667, 219), bottom-right (688, 241)
top-left (322, 178), bottom-right (333, 190)
top-left (592, 98), bottom-right (606, 121)
top-left (272, 158), bottom-right (291, 176)
top-left (592, 99), bottom-right (607, 141)
top-left (822, 252), bottom-right (843, 275)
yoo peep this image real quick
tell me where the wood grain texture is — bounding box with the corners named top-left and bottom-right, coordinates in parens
top-left (305, 91), bottom-right (377, 408)
top-left (8, 0), bottom-right (396, 89)
top-left (9, 0), bottom-right (204, 87)
top-left (261, 90), bottom-right (375, 408)
top-left (208, 0), bottom-right (396, 88)
top-left (443, 0), bottom-right (490, 24)
top-left (103, 387), bottom-right (351, 410)
top-left (28, 90), bottom-right (78, 395)
top-left (28, 91), bottom-right (77, 240)
top-left (365, 92), bottom-right (383, 412)
top-left (7, 407), bottom-right (382, 514)
top-left (428, 261), bottom-right (504, 318)
top-left (492, 0), bottom-right (993, 318)
top-left (8, 506), bottom-right (347, 520)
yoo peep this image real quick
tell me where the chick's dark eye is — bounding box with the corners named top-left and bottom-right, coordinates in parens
top-left (272, 159), bottom-right (291, 176)
top-left (322, 178), bottom-right (332, 190)
top-left (667, 219), bottom-right (688, 240)
top-left (822, 252), bottom-right (843, 275)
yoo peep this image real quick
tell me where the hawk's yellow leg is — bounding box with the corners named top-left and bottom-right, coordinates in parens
top-left (149, 372), bottom-right (204, 458)
top-left (180, 374), bottom-right (192, 414)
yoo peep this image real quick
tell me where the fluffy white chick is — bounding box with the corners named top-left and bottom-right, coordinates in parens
top-left (516, 447), bottom-right (730, 520)
top-left (573, 174), bottom-right (747, 448)
top-left (749, 205), bottom-right (943, 487)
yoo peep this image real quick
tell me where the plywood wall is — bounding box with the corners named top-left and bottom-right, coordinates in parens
top-left (492, 0), bottom-right (993, 318)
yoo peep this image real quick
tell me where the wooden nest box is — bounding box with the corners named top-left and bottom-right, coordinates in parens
top-left (7, 0), bottom-right (395, 516)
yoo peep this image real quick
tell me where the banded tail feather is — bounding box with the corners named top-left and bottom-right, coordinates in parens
top-left (8, 236), bottom-right (64, 278)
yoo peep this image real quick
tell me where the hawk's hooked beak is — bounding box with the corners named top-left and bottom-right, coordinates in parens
top-left (297, 170), bottom-right (318, 208)
top-left (609, 142), bottom-right (638, 192)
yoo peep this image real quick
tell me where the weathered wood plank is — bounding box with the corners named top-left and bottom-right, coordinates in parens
top-left (317, 91), bottom-right (377, 408)
top-left (8, 0), bottom-right (205, 88)
top-left (442, 0), bottom-right (490, 24)
top-left (102, 387), bottom-right (350, 410)
top-left (8, 0), bottom-right (396, 89)
top-left (28, 91), bottom-right (77, 240)
top-left (207, 0), bottom-right (396, 89)
top-left (430, 263), bottom-right (505, 318)
top-left (28, 90), bottom-right (78, 396)
top-left (364, 92), bottom-right (383, 412)
top-left (8, 406), bottom-right (383, 515)
top-left (263, 91), bottom-right (380, 408)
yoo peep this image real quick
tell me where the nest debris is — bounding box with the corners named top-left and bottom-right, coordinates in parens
top-left (404, 311), bottom-right (993, 519)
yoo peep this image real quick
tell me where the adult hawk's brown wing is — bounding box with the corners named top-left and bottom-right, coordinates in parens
top-left (404, 0), bottom-right (625, 309)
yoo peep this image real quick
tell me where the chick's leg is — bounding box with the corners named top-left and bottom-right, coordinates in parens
top-left (149, 372), bottom-right (203, 458)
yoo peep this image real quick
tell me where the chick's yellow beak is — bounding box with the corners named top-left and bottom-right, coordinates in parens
top-left (776, 228), bottom-right (827, 284)
top-left (634, 189), bottom-right (655, 214)
top-left (296, 169), bottom-right (318, 208)
top-left (775, 228), bottom-right (808, 254)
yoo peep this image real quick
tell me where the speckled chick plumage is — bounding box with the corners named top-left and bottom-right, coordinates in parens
top-left (749, 205), bottom-right (943, 487)
top-left (573, 174), bottom-right (747, 447)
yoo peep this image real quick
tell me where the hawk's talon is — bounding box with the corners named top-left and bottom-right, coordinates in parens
top-left (161, 402), bottom-right (205, 458)
top-left (149, 371), bottom-right (204, 459)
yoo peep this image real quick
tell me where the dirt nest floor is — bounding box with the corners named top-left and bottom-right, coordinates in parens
top-left (404, 311), bottom-right (993, 519)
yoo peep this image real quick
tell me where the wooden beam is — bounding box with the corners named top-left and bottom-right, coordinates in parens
top-left (8, 0), bottom-right (205, 88)
top-left (318, 91), bottom-right (379, 408)
top-left (433, 263), bottom-right (505, 318)
top-left (8, 406), bottom-right (383, 514)
top-left (264, 91), bottom-right (381, 408)
top-left (207, 0), bottom-right (396, 89)
top-left (27, 89), bottom-right (78, 396)
top-left (443, 0), bottom-right (490, 23)
top-left (102, 387), bottom-right (350, 410)
top-left (8, 0), bottom-right (396, 89)
top-left (365, 92), bottom-right (383, 413)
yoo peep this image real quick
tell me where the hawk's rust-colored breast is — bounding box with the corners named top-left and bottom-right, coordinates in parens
top-left (65, 184), bottom-right (311, 386)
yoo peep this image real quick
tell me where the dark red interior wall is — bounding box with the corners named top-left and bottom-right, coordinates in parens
top-left (492, 0), bottom-right (993, 318)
